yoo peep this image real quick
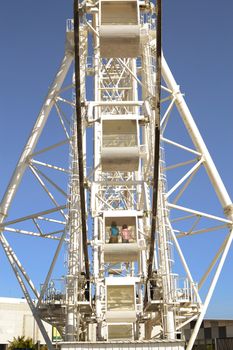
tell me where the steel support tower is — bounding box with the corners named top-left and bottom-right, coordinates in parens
top-left (0, 1), bottom-right (232, 349)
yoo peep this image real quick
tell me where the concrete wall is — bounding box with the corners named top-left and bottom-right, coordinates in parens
top-left (0, 297), bottom-right (52, 344)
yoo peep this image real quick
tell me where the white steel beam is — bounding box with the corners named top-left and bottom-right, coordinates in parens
top-left (164, 158), bottom-right (198, 172)
top-left (162, 54), bottom-right (233, 211)
top-left (161, 137), bottom-right (201, 156)
top-left (30, 159), bottom-right (70, 173)
top-left (160, 97), bottom-right (176, 131)
top-left (37, 231), bottom-right (66, 307)
top-left (173, 167), bottom-right (199, 205)
top-left (3, 226), bottom-right (61, 240)
top-left (198, 233), bottom-right (228, 290)
top-left (168, 203), bottom-right (232, 224)
top-left (177, 224), bottom-right (228, 238)
top-left (167, 222), bottom-right (202, 304)
top-left (0, 205), bottom-right (66, 228)
top-left (31, 165), bottom-right (67, 197)
top-left (165, 158), bottom-right (203, 198)
top-left (29, 165), bottom-right (67, 219)
top-left (187, 225), bottom-right (233, 350)
top-left (30, 139), bottom-right (70, 158)
top-left (0, 233), bottom-right (40, 298)
top-left (0, 52), bottom-right (73, 224)
top-left (0, 233), bottom-right (54, 350)
top-left (54, 102), bottom-right (70, 139)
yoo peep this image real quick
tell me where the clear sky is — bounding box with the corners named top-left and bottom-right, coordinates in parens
top-left (0, 1), bottom-right (233, 319)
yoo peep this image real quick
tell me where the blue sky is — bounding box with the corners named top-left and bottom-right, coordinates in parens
top-left (0, 1), bottom-right (233, 319)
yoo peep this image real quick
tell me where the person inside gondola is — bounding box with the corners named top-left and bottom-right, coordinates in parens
top-left (109, 221), bottom-right (119, 243)
top-left (121, 224), bottom-right (131, 243)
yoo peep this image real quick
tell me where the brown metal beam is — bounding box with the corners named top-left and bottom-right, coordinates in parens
top-left (73, 0), bottom-right (90, 280)
top-left (148, 0), bottom-right (162, 279)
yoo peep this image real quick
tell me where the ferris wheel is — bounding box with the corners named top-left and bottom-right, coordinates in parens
top-left (0, 1), bottom-right (232, 350)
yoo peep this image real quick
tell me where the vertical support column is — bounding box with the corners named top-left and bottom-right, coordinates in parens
top-left (66, 118), bottom-right (80, 341)
top-left (157, 178), bottom-right (175, 339)
top-left (66, 3), bottom-right (88, 339)
top-left (66, 24), bottom-right (82, 338)
top-left (92, 10), bottom-right (103, 340)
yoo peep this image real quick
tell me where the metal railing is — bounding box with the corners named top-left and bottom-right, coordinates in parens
top-left (41, 278), bottom-right (66, 304)
top-left (66, 19), bottom-right (74, 32)
top-left (170, 275), bottom-right (199, 303)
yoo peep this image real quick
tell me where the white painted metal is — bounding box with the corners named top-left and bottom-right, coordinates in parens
top-left (0, 1), bottom-right (232, 349)
top-left (186, 225), bottom-right (233, 350)
top-left (0, 234), bottom-right (54, 349)
top-left (0, 51), bottom-right (73, 224)
top-left (60, 341), bottom-right (185, 350)
top-left (161, 54), bottom-right (232, 211)
top-left (99, 0), bottom-right (140, 57)
top-left (160, 53), bottom-right (233, 350)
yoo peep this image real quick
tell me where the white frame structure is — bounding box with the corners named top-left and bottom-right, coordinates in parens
top-left (0, 1), bottom-right (232, 349)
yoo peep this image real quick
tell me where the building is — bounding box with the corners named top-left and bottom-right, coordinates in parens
top-left (183, 319), bottom-right (233, 349)
top-left (0, 297), bottom-right (52, 349)
top-left (1, 296), bottom-right (233, 350)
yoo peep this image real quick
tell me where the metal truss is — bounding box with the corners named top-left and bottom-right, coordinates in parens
top-left (0, 1), bottom-right (232, 349)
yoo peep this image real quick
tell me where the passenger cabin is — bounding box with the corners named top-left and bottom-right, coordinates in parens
top-left (99, 0), bottom-right (140, 57)
top-left (101, 117), bottom-right (140, 172)
top-left (105, 277), bottom-right (137, 326)
top-left (107, 323), bottom-right (134, 340)
top-left (103, 210), bottom-right (143, 263)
